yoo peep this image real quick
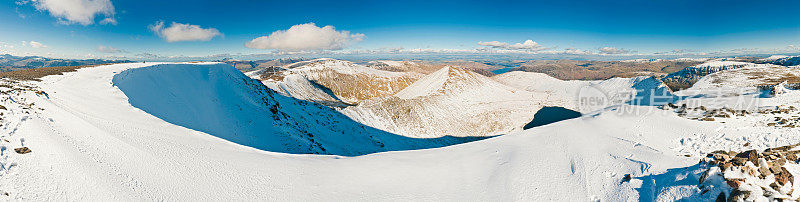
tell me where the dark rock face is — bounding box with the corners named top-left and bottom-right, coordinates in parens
top-left (523, 106), bottom-right (582, 129)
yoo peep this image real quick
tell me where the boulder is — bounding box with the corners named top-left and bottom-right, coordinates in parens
top-left (736, 150), bottom-right (759, 165)
top-left (728, 189), bottom-right (750, 202)
top-left (14, 147), bottom-right (31, 154)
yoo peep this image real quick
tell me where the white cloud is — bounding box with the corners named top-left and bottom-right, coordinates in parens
top-left (477, 40), bottom-right (547, 51)
top-left (0, 42), bottom-right (15, 50)
top-left (96, 45), bottom-right (123, 53)
top-left (653, 49), bottom-right (694, 55)
top-left (29, 41), bottom-right (47, 48)
top-left (597, 47), bottom-right (631, 54)
top-left (537, 47), bottom-right (593, 55)
top-left (149, 21), bottom-right (222, 42)
top-left (135, 52), bottom-right (161, 58)
top-left (26, 0), bottom-right (115, 25)
top-left (99, 17), bottom-right (117, 25)
top-left (245, 22), bottom-right (365, 51)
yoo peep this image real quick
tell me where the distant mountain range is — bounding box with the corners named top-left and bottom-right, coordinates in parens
top-left (216, 58), bottom-right (307, 72)
top-left (0, 54), bottom-right (133, 71)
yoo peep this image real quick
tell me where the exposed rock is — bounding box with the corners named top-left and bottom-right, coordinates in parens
top-left (14, 147), bottom-right (30, 154)
top-left (728, 189), bottom-right (751, 202)
top-left (702, 143), bottom-right (800, 200)
top-left (736, 150), bottom-right (759, 165)
top-left (620, 174), bottom-right (631, 184)
top-left (776, 167), bottom-right (792, 185)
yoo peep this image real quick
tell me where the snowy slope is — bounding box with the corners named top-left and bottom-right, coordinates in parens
top-left (111, 63), bottom-right (476, 156)
top-left (662, 60), bottom-right (772, 90)
top-left (365, 60), bottom-right (444, 74)
top-left (492, 71), bottom-right (675, 113)
top-left (341, 66), bottom-right (551, 138)
top-left (760, 55), bottom-right (800, 67)
top-left (683, 65), bottom-right (800, 93)
top-left (260, 59), bottom-right (421, 105)
top-left (4, 62), bottom-right (800, 200)
top-left (262, 74), bottom-right (347, 107)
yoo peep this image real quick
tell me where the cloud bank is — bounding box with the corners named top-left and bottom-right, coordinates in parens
top-left (26, 0), bottom-right (115, 25)
top-left (597, 47), bottom-right (631, 54)
top-left (96, 45), bottom-right (123, 53)
top-left (478, 40), bottom-right (547, 51)
top-left (149, 21), bottom-right (222, 42)
top-left (28, 41), bottom-right (47, 48)
top-left (246, 23), bottom-right (365, 51)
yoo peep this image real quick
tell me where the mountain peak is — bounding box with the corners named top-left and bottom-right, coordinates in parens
top-left (393, 66), bottom-right (496, 99)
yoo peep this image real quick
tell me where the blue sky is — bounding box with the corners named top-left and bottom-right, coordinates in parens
top-left (1, 0), bottom-right (799, 60)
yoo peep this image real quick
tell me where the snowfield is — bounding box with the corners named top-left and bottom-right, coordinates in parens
top-left (492, 71), bottom-right (674, 112)
top-left (2, 62), bottom-right (800, 200)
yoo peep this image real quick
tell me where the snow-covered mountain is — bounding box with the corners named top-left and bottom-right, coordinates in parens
top-left (760, 55), bottom-right (800, 67)
top-left (0, 54), bottom-right (131, 70)
top-left (0, 63), bottom-right (708, 200)
top-left (341, 66), bottom-right (550, 138)
top-left (10, 60), bottom-right (800, 200)
top-left (492, 71), bottom-right (675, 112)
top-left (668, 64), bottom-right (800, 107)
top-left (219, 58), bottom-right (306, 72)
top-left (259, 59), bottom-right (421, 105)
top-left (662, 60), bottom-right (773, 90)
top-left (112, 63), bottom-right (474, 156)
top-left (366, 60), bottom-right (445, 74)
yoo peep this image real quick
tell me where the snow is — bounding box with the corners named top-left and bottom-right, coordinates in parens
top-left (341, 66), bottom-right (551, 138)
top-left (263, 74), bottom-right (346, 106)
top-left (664, 61), bottom-right (772, 83)
top-left (680, 65), bottom-right (799, 93)
top-left (761, 55), bottom-right (791, 61)
top-left (492, 71), bottom-right (674, 113)
top-left (3, 62), bottom-right (800, 200)
top-left (111, 63), bottom-right (477, 156)
top-left (263, 59), bottom-right (421, 104)
top-left (622, 58), bottom-right (711, 63)
top-left (393, 66), bottom-right (464, 99)
top-left (375, 60), bottom-right (416, 67)
top-left (289, 59), bottom-right (409, 77)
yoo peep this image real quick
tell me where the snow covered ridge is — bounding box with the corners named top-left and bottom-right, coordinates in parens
top-left (622, 58), bottom-right (712, 63)
top-left (341, 66), bottom-right (549, 138)
top-left (682, 64), bottom-right (800, 95)
top-left (8, 62), bottom-right (800, 200)
top-left (761, 55), bottom-right (800, 67)
top-left (0, 62), bottom-right (699, 200)
top-left (492, 71), bottom-right (675, 113)
top-left (662, 61), bottom-right (773, 91)
top-left (112, 63), bottom-right (479, 156)
top-left (259, 59), bottom-right (421, 105)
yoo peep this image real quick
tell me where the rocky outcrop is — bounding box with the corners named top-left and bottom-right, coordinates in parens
top-left (667, 104), bottom-right (800, 128)
top-left (699, 143), bottom-right (800, 201)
